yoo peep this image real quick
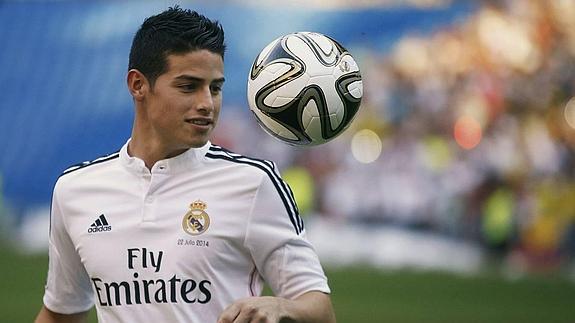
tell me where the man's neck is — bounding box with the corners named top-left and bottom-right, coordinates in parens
top-left (127, 135), bottom-right (187, 170)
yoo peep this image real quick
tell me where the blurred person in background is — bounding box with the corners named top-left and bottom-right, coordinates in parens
top-left (316, 0), bottom-right (575, 273)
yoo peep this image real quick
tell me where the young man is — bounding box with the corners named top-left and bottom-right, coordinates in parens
top-left (35, 7), bottom-right (335, 323)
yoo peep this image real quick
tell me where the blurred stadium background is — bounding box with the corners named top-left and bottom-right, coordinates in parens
top-left (1, 0), bottom-right (575, 321)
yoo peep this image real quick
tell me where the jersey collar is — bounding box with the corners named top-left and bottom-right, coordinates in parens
top-left (119, 139), bottom-right (211, 175)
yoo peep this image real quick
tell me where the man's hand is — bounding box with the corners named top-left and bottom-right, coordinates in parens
top-left (217, 291), bottom-right (335, 323)
top-left (218, 296), bottom-right (286, 323)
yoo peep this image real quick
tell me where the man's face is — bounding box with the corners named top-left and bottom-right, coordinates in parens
top-left (144, 50), bottom-right (224, 151)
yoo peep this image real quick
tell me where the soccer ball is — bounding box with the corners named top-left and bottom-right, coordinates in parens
top-left (247, 32), bottom-right (363, 146)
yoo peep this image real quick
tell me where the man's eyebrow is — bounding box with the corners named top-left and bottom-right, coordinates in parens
top-left (173, 75), bottom-right (226, 83)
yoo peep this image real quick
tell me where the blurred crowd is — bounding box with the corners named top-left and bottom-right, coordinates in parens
top-left (215, 0), bottom-right (575, 274)
top-left (1, 0), bottom-right (572, 275)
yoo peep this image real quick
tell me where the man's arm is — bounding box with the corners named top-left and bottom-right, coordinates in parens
top-left (40, 181), bottom-right (94, 320)
top-left (218, 291), bottom-right (335, 323)
top-left (35, 305), bottom-right (89, 323)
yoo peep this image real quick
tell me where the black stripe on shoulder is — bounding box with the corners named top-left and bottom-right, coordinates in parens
top-left (208, 145), bottom-right (301, 215)
top-left (208, 145), bottom-right (281, 174)
top-left (206, 145), bottom-right (304, 234)
top-left (60, 152), bottom-right (120, 177)
top-left (209, 145), bottom-right (301, 224)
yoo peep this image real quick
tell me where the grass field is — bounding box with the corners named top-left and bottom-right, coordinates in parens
top-left (1, 245), bottom-right (574, 323)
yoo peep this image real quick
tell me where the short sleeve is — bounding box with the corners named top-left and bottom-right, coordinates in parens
top-left (42, 181), bottom-right (94, 314)
top-left (244, 167), bottom-right (330, 299)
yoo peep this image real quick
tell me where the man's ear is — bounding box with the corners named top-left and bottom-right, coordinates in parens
top-left (127, 69), bottom-right (149, 101)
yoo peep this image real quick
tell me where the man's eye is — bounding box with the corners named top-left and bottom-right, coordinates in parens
top-left (210, 85), bottom-right (223, 94)
top-left (179, 84), bottom-right (197, 91)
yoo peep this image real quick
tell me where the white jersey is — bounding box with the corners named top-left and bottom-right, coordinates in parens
top-left (43, 140), bottom-right (330, 322)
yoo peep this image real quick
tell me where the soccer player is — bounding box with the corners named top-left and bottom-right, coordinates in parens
top-left (35, 7), bottom-right (335, 323)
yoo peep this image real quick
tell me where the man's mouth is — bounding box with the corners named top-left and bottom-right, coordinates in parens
top-left (185, 118), bottom-right (212, 126)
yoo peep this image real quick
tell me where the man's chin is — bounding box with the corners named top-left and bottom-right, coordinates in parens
top-left (185, 138), bottom-right (209, 149)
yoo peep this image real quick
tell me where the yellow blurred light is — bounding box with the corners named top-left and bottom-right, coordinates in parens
top-left (422, 136), bottom-right (452, 172)
top-left (454, 116), bottom-right (482, 150)
top-left (351, 129), bottom-right (382, 164)
top-left (482, 188), bottom-right (514, 246)
top-left (282, 167), bottom-right (315, 215)
top-left (564, 97), bottom-right (575, 129)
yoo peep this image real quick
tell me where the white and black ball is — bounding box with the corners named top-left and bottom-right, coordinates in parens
top-left (247, 32), bottom-right (363, 146)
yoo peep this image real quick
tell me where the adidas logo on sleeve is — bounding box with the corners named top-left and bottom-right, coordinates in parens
top-left (88, 214), bottom-right (112, 233)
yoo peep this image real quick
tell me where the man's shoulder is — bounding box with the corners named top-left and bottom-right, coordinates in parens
top-left (57, 151), bottom-right (121, 183)
top-left (205, 144), bottom-right (280, 178)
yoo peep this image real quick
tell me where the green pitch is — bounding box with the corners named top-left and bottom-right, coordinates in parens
top-left (1, 245), bottom-right (573, 323)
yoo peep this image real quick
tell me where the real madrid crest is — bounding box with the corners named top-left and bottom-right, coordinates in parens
top-left (182, 200), bottom-right (210, 236)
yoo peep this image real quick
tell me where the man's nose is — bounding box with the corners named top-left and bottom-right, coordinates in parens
top-left (196, 86), bottom-right (214, 113)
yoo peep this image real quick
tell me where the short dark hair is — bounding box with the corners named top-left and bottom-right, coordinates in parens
top-left (128, 6), bottom-right (226, 86)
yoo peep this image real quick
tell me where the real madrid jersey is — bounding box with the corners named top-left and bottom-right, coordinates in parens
top-left (42, 140), bottom-right (330, 322)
